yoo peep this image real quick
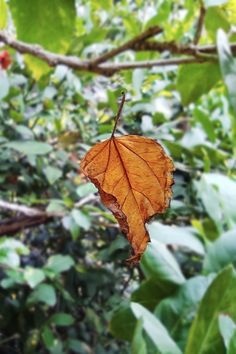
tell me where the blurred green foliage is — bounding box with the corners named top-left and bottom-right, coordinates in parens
top-left (0, 0), bottom-right (236, 353)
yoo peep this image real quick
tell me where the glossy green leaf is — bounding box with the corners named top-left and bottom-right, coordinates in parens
top-left (42, 326), bottom-right (55, 349)
top-left (217, 29), bottom-right (236, 114)
top-left (205, 8), bottom-right (230, 38)
top-left (185, 266), bottom-right (236, 354)
top-left (24, 267), bottom-right (45, 288)
top-left (9, 0), bottom-right (76, 79)
top-left (148, 222), bottom-right (204, 255)
top-left (71, 209), bottom-right (91, 231)
top-left (228, 331), bottom-right (236, 354)
top-left (131, 319), bottom-right (147, 354)
top-left (219, 314), bottom-right (236, 349)
top-left (204, 228), bottom-right (236, 272)
top-left (6, 141), bottom-right (52, 155)
top-left (194, 174), bottom-right (223, 229)
top-left (193, 108), bottom-right (216, 142)
top-left (177, 63), bottom-right (221, 106)
top-left (196, 173), bottom-right (236, 228)
top-left (50, 313), bottom-right (74, 326)
top-left (132, 278), bottom-right (178, 311)
top-left (204, 0), bottom-right (228, 7)
top-left (76, 182), bottom-right (97, 198)
top-left (141, 240), bottom-right (185, 285)
top-left (110, 302), bottom-right (136, 341)
top-left (45, 254), bottom-right (74, 274)
top-left (131, 302), bottom-right (182, 354)
top-left (0, 0), bottom-right (7, 29)
top-left (27, 283), bottom-right (56, 306)
top-left (155, 275), bottom-right (215, 350)
top-left (44, 166), bottom-right (62, 185)
top-left (0, 70), bottom-right (10, 99)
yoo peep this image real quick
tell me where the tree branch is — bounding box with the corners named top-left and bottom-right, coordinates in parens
top-left (0, 200), bottom-right (63, 217)
top-left (0, 200), bottom-right (46, 216)
top-left (0, 29), bottom-right (235, 76)
top-left (0, 200), bottom-right (62, 236)
top-left (0, 215), bottom-right (53, 236)
top-left (90, 25), bottom-right (162, 66)
top-left (193, 3), bottom-right (206, 45)
top-left (0, 196), bottom-right (99, 236)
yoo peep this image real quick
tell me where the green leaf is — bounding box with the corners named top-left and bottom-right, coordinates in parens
top-left (46, 199), bottom-right (66, 213)
top-left (24, 267), bottom-right (45, 288)
top-left (9, 0), bottom-right (76, 79)
top-left (155, 275), bottom-right (215, 350)
top-left (0, 238), bottom-right (29, 267)
top-left (71, 209), bottom-right (91, 231)
top-left (219, 314), bottom-right (236, 349)
top-left (42, 326), bottom-right (55, 349)
top-left (148, 222), bottom-right (204, 255)
top-left (217, 29), bottom-right (236, 114)
top-left (76, 183), bottom-right (97, 198)
top-left (185, 266), bottom-right (236, 354)
top-left (67, 339), bottom-right (87, 354)
top-left (110, 301), bottom-right (136, 341)
top-left (141, 240), bottom-right (185, 285)
top-left (194, 174), bottom-right (223, 230)
top-left (177, 63), bottom-right (221, 105)
top-left (27, 283), bottom-right (56, 306)
top-left (196, 173), bottom-right (236, 228)
top-left (0, 70), bottom-right (10, 99)
top-left (131, 302), bottom-right (182, 354)
top-left (205, 8), bottom-right (230, 39)
top-left (131, 278), bottom-right (178, 311)
top-left (204, 0), bottom-right (228, 7)
top-left (204, 228), bottom-right (236, 273)
top-left (1, 269), bottom-right (24, 288)
top-left (0, 0), bottom-right (7, 29)
top-left (193, 108), bottom-right (217, 142)
top-left (45, 254), bottom-right (74, 274)
top-left (6, 141), bottom-right (52, 155)
top-left (44, 166), bottom-right (62, 185)
top-left (50, 313), bottom-right (74, 326)
top-left (131, 319), bottom-right (147, 354)
top-left (228, 331), bottom-right (236, 354)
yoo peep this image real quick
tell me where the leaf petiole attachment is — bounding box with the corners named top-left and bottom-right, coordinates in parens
top-left (111, 91), bottom-right (126, 137)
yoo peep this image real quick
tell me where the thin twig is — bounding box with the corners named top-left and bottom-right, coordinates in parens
top-left (90, 26), bottom-right (162, 66)
top-left (0, 200), bottom-right (45, 216)
top-left (193, 3), bottom-right (206, 45)
top-left (100, 56), bottom-right (212, 72)
top-left (74, 195), bottom-right (99, 208)
top-left (0, 195), bottom-right (100, 236)
top-left (111, 92), bottom-right (126, 137)
top-left (0, 334), bottom-right (20, 346)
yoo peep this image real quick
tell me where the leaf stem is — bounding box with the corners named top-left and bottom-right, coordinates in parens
top-left (111, 92), bottom-right (126, 137)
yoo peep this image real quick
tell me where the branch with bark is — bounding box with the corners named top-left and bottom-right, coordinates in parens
top-left (0, 197), bottom-right (98, 236)
top-left (0, 25), bottom-right (233, 77)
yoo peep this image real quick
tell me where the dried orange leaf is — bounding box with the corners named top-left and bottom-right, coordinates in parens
top-left (80, 134), bottom-right (174, 263)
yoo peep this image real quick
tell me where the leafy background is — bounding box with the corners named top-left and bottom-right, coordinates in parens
top-left (0, 0), bottom-right (236, 353)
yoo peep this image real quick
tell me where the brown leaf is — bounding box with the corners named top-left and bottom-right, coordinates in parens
top-left (80, 134), bottom-right (174, 263)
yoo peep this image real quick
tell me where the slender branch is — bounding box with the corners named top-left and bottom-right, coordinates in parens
top-left (0, 200), bottom-right (46, 216)
top-left (0, 215), bottom-right (53, 236)
top-left (193, 3), bottom-right (206, 45)
top-left (0, 30), bottom-right (110, 76)
top-left (74, 194), bottom-right (99, 208)
top-left (0, 195), bottom-right (99, 236)
top-left (111, 92), bottom-right (126, 137)
top-left (0, 29), bottom-right (235, 77)
top-left (101, 56), bottom-right (211, 71)
top-left (0, 200), bottom-right (63, 217)
top-left (90, 26), bottom-right (162, 66)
